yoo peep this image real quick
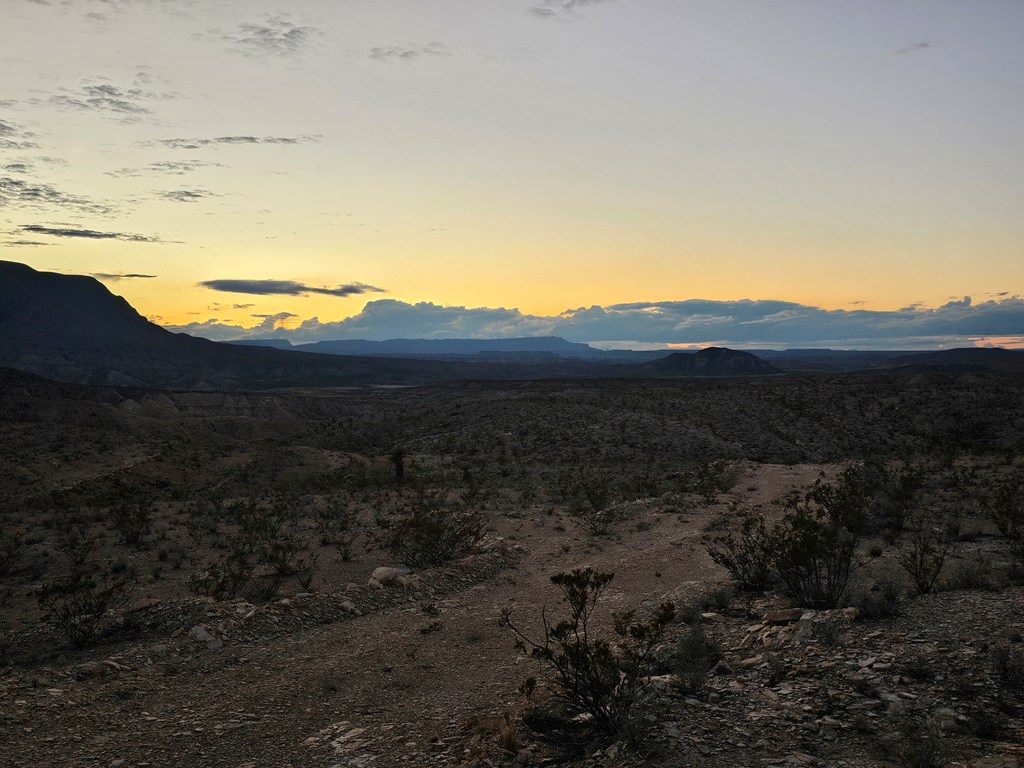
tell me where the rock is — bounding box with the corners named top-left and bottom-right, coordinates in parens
top-left (764, 609), bottom-right (804, 624)
top-left (188, 625), bottom-right (223, 650)
top-left (339, 600), bottom-right (362, 616)
top-left (713, 660), bottom-right (734, 675)
top-left (369, 566), bottom-right (412, 588)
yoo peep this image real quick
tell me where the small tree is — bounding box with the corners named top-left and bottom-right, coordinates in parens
top-left (501, 568), bottom-right (675, 736)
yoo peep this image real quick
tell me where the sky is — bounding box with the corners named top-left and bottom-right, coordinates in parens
top-left (2, 0), bottom-right (1023, 349)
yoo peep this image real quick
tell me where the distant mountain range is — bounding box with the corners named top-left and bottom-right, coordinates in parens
top-left (229, 336), bottom-right (669, 361)
top-left (1, 261), bottom-right (1017, 390)
top-left (0, 261), bottom-right (783, 389)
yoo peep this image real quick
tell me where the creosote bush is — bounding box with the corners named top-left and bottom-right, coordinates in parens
top-left (771, 493), bottom-right (861, 609)
top-left (672, 622), bottom-right (723, 694)
top-left (895, 513), bottom-right (955, 594)
top-left (378, 495), bottom-right (484, 568)
top-left (39, 568), bottom-right (132, 647)
top-left (501, 568), bottom-right (675, 737)
top-left (707, 513), bottom-right (775, 591)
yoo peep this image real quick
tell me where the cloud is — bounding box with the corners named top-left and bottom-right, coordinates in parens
top-left (158, 189), bottom-right (217, 203)
top-left (149, 135), bottom-right (319, 149)
top-left (368, 42), bottom-right (448, 62)
top-left (897, 42), bottom-right (931, 55)
top-left (199, 278), bottom-right (387, 298)
top-left (213, 14), bottom-right (316, 57)
top-left (0, 177), bottom-right (115, 215)
top-left (1, 163), bottom-right (33, 174)
top-left (0, 238), bottom-right (52, 247)
top-left (0, 118), bottom-right (39, 150)
top-left (19, 224), bottom-right (164, 242)
top-left (107, 160), bottom-right (225, 177)
top-left (528, 0), bottom-right (613, 20)
top-left (90, 272), bottom-right (157, 281)
top-left (233, 303), bottom-right (254, 309)
top-left (32, 80), bottom-right (173, 122)
top-left (161, 295), bottom-right (1024, 350)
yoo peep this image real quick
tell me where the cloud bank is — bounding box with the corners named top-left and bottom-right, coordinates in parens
top-left (161, 295), bottom-right (1024, 350)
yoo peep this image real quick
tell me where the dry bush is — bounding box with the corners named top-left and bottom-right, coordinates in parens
top-left (502, 568), bottom-right (675, 737)
top-left (378, 495), bottom-right (483, 568)
top-left (39, 569), bottom-right (132, 647)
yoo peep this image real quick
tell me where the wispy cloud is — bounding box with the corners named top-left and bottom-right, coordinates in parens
top-left (0, 176), bottom-right (115, 215)
top-left (896, 42), bottom-right (931, 55)
top-left (528, 0), bottom-right (613, 21)
top-left (90, 272), bottom-right (157, 281)
top-left (213, 14), bottom-right (317, 58)
top-left (158, 189), bottom-right (217, 203)
top-left (199, 278), bottom-right (387, 298)
top-left (107, 159), bottom-right (225, 177)
top-left (0, 118), bottom-right (39, 150)
top-left (149, 135), bottom-right (319, 149)
top-left (1, 239), bottom-right (52, 247)
top-left (368, 42), bottom-right (448, 62)
top-left (19, 224), bottom-right (165, 242)
top-left (31, 79), bottom-right (173, 122)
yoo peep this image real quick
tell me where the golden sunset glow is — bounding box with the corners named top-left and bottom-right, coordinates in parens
top-left (3, 1), bottom-right (1022, 348)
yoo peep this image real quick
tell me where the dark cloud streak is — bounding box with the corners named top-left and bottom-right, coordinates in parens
top-left (199, 278), bottom-right (387, 298)
top-left (19, 224), bottom-right (164, 242)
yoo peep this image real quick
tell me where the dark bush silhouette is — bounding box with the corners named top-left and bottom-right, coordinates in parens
top-left (501, 568), bottom-right (675, 736)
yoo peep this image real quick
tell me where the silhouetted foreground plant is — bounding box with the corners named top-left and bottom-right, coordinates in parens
top-left (501, 568), bottom-right (675, 736)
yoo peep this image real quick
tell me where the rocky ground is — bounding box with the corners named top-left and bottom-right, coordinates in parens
top-left (3, 376), bottom-right (1024, 767)
top-left (2, 467), bottom-right (1023, 768)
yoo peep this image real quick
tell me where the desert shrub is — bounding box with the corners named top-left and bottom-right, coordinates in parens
top-left (39, 569), bottom-right (132, 647)
top-left (110, 500), bottom-right (151, 548)
top-left (986, 472), bottom-right (1024, 571)
top-left (501, 568), bottom-right (675, 736)
top-left (851, 580), bottom-right (902, 620)
top-left (189, 557), bottom-right (250, 600)
top-left (895, 514), bottom-right (955, 595)
top-left (316, 497), bottom-right (358, 560)
top-left (55, 515), bottom-right (96, 568)
top-left (707, 513), bottom-right (776, 591)
top-left (189, 498), bottom-right (316, 601)
top-left (965, 707), bottom-right (1008, 740)
top-left (379, 498), bottom-right (483, 568)
top-left (0, 529), bottom-right (21, 574)
top-left (991, 643), bottom-right (1024, 692)
top-left (810, 460), bottom-right (922, 541)
top-left (672, 622), bottom-right (723, 694)
top-left (898, 717), bottom-right (947, 768)
top-left (570, 503), bottom-right (631, 536)
top-left (689, 459), bottom-right (738, 504)
top-left (812, 620), bottom-right (845, 647)
top-left (941, 554), bottom-right (1002, 592)
top-left (772, 495), bottom-right (861, 609)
